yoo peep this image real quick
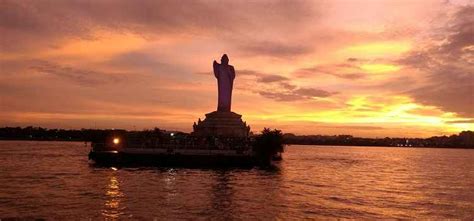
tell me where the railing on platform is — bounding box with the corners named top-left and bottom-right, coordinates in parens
top-left (91, 141), bottom-right (251, 152)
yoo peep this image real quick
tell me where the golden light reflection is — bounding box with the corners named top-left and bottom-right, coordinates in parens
top-left (102, 173), bottom-right (124, 219)
top-left (164, 168), bottom-right (177, 199)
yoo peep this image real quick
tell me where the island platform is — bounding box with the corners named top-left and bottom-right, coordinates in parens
top-left (88, 129), bottom-right (257, 167)
top-left (89, 148), bottom-right (255, 167)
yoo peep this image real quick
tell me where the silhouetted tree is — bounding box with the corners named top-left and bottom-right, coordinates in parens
top-left (253, 128), bottom-right (284, 165)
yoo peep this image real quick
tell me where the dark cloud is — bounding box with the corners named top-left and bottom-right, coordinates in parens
top-left (259, 91), bottom-right (301, 101)
top-left (347, 58), bottom-right (358, 62)
top-left (257, 74), bottom-right (289, 83)
top-left (279, 82), bottom-right (297, 90)
top-left (438, 5), bottom-right (474, 57)
top-left (397, 52), bottom-right (434, 69)
top-left (238, 40), bottom-right (313, 57)
top-left (30, 61), bottom-right (123, 86)
top-left (294, 65), bottom-right (367, 80)
top-left (236, 69), bottom-right (264, 77)
top-left (293, 88), bottom-right (334, 97)
top-left (365, 76), bottom-right (419, 92)
top-left (259, 87), bottom-right (335, 101)
top-left (104, 51), bottom-right (190, 78)
top-left (0, 0), bottom-right (317, 57)
top-left (399, 5), bottom-right (474, 117)
top-left (445, 119), bottom-right (474, 124)
top-left (228, 68), bottom-right (335, 102)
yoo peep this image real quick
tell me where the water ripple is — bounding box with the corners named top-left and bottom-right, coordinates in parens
top-left (0, 142), bottom-right (473, 219)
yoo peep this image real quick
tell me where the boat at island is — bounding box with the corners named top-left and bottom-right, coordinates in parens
top-left (88, 129), bottom-right (256, 167)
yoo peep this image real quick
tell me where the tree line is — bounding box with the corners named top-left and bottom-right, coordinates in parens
top-left (0, 126), bottom-right (472, 148)
top-left (283, 131), bottom-right (474, 148)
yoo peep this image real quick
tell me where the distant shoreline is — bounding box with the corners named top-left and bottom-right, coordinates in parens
top-left (0, 138), bottom-right (86, 142)
top-left (1, 127), bottom-right (472, 149)
top-left (286, 144), bottom-right (474, 149)
top-left (1, 138), bottom-right (473, 150)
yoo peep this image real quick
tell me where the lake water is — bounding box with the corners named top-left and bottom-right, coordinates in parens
top-left (0, 141), bottom-right (473, 219)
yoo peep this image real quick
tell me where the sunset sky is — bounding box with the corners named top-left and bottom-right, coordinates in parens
top-left (1, 0), bottom-right (473, 137)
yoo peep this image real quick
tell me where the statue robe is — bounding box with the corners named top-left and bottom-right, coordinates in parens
top-left (213, 61), bottom-right (235, 112)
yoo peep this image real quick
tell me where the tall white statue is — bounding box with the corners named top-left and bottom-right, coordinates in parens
top-left (213, 54), bottom-right (235, 112)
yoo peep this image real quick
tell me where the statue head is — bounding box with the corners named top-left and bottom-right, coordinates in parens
top-left (221, 54), bottom-right (229, 65)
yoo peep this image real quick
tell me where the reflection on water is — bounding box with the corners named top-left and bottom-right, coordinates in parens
top-left (0, 141), bottom-right (473, 219)
top-left (164, 168), bottom-right (177, 200)
top-left (102, 171), bottom-right (124, 219)
top-left (210, 171), bottom-right (235, 219)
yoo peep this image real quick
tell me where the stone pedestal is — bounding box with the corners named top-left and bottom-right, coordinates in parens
top-left (192, 111), bottom-right (250, 138)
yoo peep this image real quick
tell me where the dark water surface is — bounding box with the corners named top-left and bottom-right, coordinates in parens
top-left (0, 141), bottom-right (473, 219)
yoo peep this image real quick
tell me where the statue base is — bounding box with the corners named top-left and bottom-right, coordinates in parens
top-left (192, 111), bottom-right (250, 138)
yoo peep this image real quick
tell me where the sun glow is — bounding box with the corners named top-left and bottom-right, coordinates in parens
top-left (245, 95), bottom-right (473, 136)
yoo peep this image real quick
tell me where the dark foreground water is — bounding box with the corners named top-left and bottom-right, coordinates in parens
top-left (0, 141), bottom-right (473, 219)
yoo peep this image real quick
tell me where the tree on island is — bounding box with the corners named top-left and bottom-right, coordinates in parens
top-left (253, 128), bottom-right (285, 165)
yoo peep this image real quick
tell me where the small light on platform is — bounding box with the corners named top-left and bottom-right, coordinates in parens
top-left (113, 138), bottom-right (120, 145)
top-left (170, 133), bottom-right (175, 137)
